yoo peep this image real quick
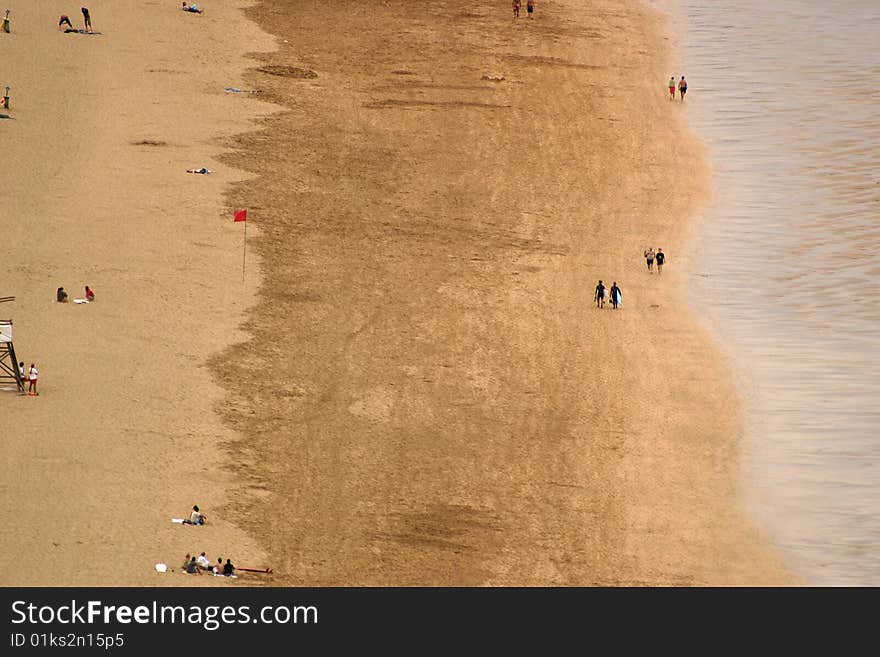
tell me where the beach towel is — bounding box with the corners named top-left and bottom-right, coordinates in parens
top-left (171, 518), bottom-right (186, 524)
top-left (73, 298), bottom-right (89, 304)
top-left (64, 29), bottom-right (102, 35)
top-left (155, 563), bottom-right (168, 573)
top-left (213, 573), bottom-right (238, 578)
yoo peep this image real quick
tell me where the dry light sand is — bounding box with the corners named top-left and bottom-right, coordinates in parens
top-left (1, 0), bottom-right (794, 586)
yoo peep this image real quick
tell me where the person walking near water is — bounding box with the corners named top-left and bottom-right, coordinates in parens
top-left (656, 248), bottom-right (666, 274)
top-left (594, 280), bottom-right (606, 308)
top-left (678, 76), bottom-right (687, 101)
top-left (668, 76), bottom-right (676, 100)
top-left (81, 7), bottom-right (91, 32)
top-left (513, 0), bottom-right (521, 19)
top-left (644, 247), bottom-right (655, 273)
top-left (610, 282), bottom-right (622, 309)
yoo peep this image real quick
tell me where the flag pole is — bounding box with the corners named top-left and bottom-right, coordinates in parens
top-left (234, 209), bottom-right (248, 282)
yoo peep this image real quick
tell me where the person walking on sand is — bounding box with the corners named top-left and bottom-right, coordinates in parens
top-left (644, 247), bottom-right (655, 273)
top-left (594, 280), bottom-right (606, 308)
top-left (656, 248), bottom-right (666, 273)
top-left (527, 0), bottom-right (535, 19)
top-left (513, 0), bottom-right (521, 19)
top-left (668, 76), bottom-right (676, 100)
top-left (610, 282), bottom-right (622, 309)
top-left (27, 363), bottom-right (38, 396)
top-left (81, 7), bottom-right (92, 32)
top-left (678, 76), bottom-right (687, 101)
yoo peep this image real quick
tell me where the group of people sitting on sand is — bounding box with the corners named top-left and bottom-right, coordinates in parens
top-left (56, 285), bottom-right (95, 303)
top-left (183, 552), bottom-right (235, 576)
top-left (179, 504), bottom-right (237, 577)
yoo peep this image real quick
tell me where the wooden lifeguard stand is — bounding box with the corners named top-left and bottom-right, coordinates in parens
top-left (0, 296), bottom-right (24, 393)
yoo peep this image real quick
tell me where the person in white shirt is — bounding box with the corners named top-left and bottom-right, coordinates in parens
top-left (185, 504), bottom-right (207, 525)
top-left (27, 363), bottom-right (38, 396)
top-left (196, 552), bottom-right (212, 571)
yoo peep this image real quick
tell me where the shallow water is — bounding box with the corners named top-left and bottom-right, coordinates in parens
top-left (673, 0), bottom-right (880, 584)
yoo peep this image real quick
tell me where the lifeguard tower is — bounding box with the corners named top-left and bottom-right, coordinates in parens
top-left (0, 296), bottom-right (24, 393)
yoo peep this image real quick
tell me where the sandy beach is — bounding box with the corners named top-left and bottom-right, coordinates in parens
top-left (1, 0), bottom-right (793, 586)
top-left (0, 0), bottom-right (276, 584)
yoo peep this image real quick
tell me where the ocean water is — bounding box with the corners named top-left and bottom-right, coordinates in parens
top-left (673, 0), bottom-right (880, 584)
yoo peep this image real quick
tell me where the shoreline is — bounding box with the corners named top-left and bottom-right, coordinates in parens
top-left (216, 0), bottom-right (792, 584)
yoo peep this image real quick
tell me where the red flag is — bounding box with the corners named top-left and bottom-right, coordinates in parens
top-left (234, 209), bottom-right (247, 222)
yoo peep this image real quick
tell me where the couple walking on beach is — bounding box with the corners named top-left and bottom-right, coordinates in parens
top-left (594, 280), bottom-right (622, 309)
top-left (513, 0), bottom-right (535, 19)
top-left (644, 247), bottom-right (665, 274)
top-left (668, 76), bottom-right (687, 100)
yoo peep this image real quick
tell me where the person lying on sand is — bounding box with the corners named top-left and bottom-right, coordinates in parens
top-left (182, 3), bottom-right (204, 13)
top-left (186, 167), bottom-right (212, 174)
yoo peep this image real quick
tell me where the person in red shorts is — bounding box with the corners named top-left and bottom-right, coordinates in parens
top-left (513, 0), bottom-right (521, 19)
top-left (27, 363), bottom-right (38, 396)
top-left (668, 76), bottom-right (676, 100)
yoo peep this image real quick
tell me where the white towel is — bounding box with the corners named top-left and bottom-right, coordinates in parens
top-left (155, 563), bottom-right (168, 573)
top-left (171, 518), bottom-right (185, 524)
top-left (73, 299), bottom-right (89, 304)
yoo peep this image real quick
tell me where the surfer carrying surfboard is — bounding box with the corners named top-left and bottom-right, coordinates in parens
top-left (610, 282), bottom-right (622, 309)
